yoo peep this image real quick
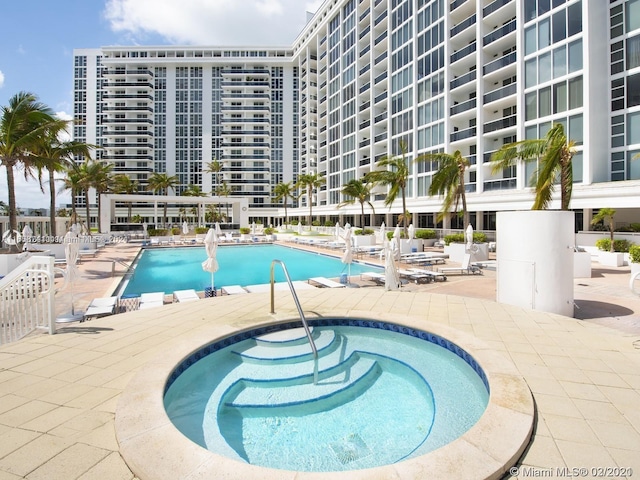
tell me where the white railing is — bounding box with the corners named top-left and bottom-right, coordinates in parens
top-left (0, 256), bottom-right (55, 345)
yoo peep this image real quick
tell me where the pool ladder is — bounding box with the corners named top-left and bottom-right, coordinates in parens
top-left (270, 259), bottom-right (318, 384)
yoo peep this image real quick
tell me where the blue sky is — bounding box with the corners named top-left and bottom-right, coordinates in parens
top-left (0, 0), bottom-right (323, 209)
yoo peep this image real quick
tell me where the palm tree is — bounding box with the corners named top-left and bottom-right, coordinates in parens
top-left (339, 179), bottom-right (375, 228)
top-left (591, 208), bottom-right (617, 253)
top-left (490, 123), bottom-right (576, 210)
top-left (216, 182), bottom-right (233, 221)
top-left (0, 92), bottom-right (63, 251)
top-left (182, 184), bottom-right (206, 225)
top-left (365, 140), bottom-right (413, 236)
top-left (418, 150), bottom-right (471, 227)
top-left (147, 172), bottom-right (179, 228)
top-left (60, 162), bottom-right (83, 225)
top-left (273, 181), bottom-right (295, 226)
top-left (92, 162), bottom-right (113, 233)
top-left (295, 172), bottom-right (326, 229)
top-left (205, 159), bottom-right (223, 190)
top-left (76, 160), bottom-right (104, 234)
top-left (111, 174), bottom-right (139, 223)
top-left (31, 123), bottom-right (94, 236)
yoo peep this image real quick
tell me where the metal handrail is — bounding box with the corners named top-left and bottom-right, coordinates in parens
top-left (270, 259), bottom-right (318, 383)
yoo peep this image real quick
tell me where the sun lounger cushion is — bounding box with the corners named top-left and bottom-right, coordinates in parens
top-left (173, 289), bottom-right (200, 302)
top-left (221, 285), bottom-right (248, 295)
top-left (308, 277), bottom-right (345, 288)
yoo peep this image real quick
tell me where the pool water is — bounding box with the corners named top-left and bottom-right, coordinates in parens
top-left (121, 244), bottom-right (381, 295)
top-left (163, 322), bottom-right (489, 472)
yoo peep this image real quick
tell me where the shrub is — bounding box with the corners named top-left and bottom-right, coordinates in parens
top-left (263, 227), bottom-right (274, 235)
top-left (355, 228), bottom-right (375, 235)
top-left (312, 220), bottom-right (321, 226)
top-left (629, 245), bottom-right (640, 263)
top-left (148, 229), bottom-right (169, 236)
top-left (415, 229), bottom-right (436, 239)
top-left (443, 232), bottom-right (487, 245)
top-left (324, 221), bottom-right (334, 227)
top-left (630, 223), bottom-right (640, 232)
top-left (239, 227), bottom-right (251, 234)
top-left (171, 227), bottom-right (181, 235)
top-left (194, 227), bottom-right (208, 234)
top-left (290, 219), bottom-right (299, 225)
top-left (595, 238), bottom-right (631, 252)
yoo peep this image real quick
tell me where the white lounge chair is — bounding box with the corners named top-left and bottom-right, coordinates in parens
top-left (139, 292), bottom-right (165, 309)
top-left (308, 277), bottom-right (345, 288)
top-left (360, 271), bottom-right (385, 285)
top-left (83, 296), bottom-right (118, 321)
top-left (409, 268), bottom-right (447, 282)
top-left (173, 289), bottom-right (200, 302)
top-left (398, 269), bottom-right (432, 284)
top-left (221, 285), bottom-right (248, 295)
top-left (438, 254), bottom-right (482, 275)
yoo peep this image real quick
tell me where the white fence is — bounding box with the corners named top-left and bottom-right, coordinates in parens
top-left (0, 256), bottom-right (55, 345)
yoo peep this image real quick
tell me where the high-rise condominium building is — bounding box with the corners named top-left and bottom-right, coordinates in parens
top-left (74, 0), bottom-right (640, 231)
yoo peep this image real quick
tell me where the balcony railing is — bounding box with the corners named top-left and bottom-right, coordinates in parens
top-left (451, 14), bottom-right (476, 38)
top-left (483, 83), bottom-right (517, 104)
top-left (450, 98), bottom-right (477, 116)
top-left (483, 0), bottom-right (513, 18)
top-left (450, 0), bottom-right (470, 12)
top-left (450, 70), bottom-right (477, 90)
top-left (483, 51), bottom-right (516, 75)
top-left (483, 19), bottom-right (517, 47)
top-left (450, 126), bottom-right (477, 142)
top-left (483, 178), bottom-right (516, 191)
top-left (483, 115), bottom-right (517, 133)
top-left (450, 42), bottom-right (476, 64)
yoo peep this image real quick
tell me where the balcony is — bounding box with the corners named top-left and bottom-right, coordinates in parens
top-left (374, 111), bottom-right (387, 123)
top-left (450, 42), bottom-right (476, 64)
top-left (359, 100), bottom-right (371, 111)
top-left (359, 25), bottom-right (371, 40)
top-left (450, 0), bottom-right (470, 12)
top-left (450, 14), bottom-right (476, 38)
top-left (483, 0), bottom-right (513, 18)
top-left (374, 31), bottom-right (387, 46)
top-left (483, 178), bottom-right (516, 191)
top-left (483, 115), bottom-right (517, 133)
top-left (450, 70), bottom-right (477, 90)
top-left (483, 19), bottom-right (516, 47)
top-left (374, 71), bottom-right (387, 84)
top-left (359, 82), bottom-right (371, 94)
top-left (482, 51), bottom-right (516, 76)
top-left (483, 83), bottom-right (517, 104)
top-left (374, 51), bottom-right (387, 65)
top-left (450, 98), bottom-right (477, 116)
top-left (374, 131), bottom-right (388, 142)
top-left (374, 10), bottom-right (387, 26)
top-left (450, 126), bottom-right (477, 142)
top-left (374, 91), bottom-right (387, 104)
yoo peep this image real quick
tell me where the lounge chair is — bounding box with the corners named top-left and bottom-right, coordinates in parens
top-left (221, 285), bottom-right (248, 295)
top-left (409, 268), bottom-right (447, 282)
top-left (438, 254), bottom-right (482, 275)
top-left (308, 277), bottom-right (345, 288)
top-left (83, 296), bottom-right (118, 321)
top-left (139, 292), bottom-right (165, 309)
top-left (173, 289), bottom-right (200, 302)
top-left (398, 269), bottom-right (432, 284)
top-left (360, 271), bottom-right (386, 285)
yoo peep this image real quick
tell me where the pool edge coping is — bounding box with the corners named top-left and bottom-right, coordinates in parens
top-left (115, 311), bottom-right (534, 480)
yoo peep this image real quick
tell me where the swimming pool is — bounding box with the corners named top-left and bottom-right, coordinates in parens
top-left (120, 244), bottom-right (382, 296)
top-left (163, 319), bottom-right (489, 472)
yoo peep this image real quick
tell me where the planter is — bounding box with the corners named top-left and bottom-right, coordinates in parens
top-left (631, 263), bottom-right (640, 276)
top-left (573, 251), bottom-right (592, 278)
top-left (444, 242), bottom-right (489, 263)
top-left (352, 235), bottom-right (376, 248)
top-left (399, 239), bottom-right (424, 254)
top-left (598, 251), bottom-right (624, 267)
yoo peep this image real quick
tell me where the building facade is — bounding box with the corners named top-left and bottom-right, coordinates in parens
top-left (74, 0), bottom-right (640, 231)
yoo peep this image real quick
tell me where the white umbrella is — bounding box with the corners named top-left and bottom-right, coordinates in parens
top-left (182, 221), bottom-right (189, 235)
top-left (341, 223), bottom-right (353, 284)
top-left (21, 225), bottom-right (32, 250)
top-left (407, 223), bottom-right (415, 253)
top-left (251, 222), bottom-right (256, 235)
top-left (335, 221), bottom-right (340, 240)
top-left (297, 222), bottom-right (303, 235)
top-left (392, 225), bottom-right (401, 261)
top-left (384, 237), bottom-right (401, 291)
top-left (378, 221), bottom-right (386, 244)
top-left (57, 230), bottom-right (83, 321)
top-left (215, 222), bottom-right (222, 238)
top-left (201, 228), bottom-right (219, 296)
top-left (465, 224), bottom-right (474, 252)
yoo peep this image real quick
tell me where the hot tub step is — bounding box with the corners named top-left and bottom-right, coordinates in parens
top-left (233, 330), bottom-right (337, 363)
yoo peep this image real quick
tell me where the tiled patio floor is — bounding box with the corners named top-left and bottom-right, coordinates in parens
top-left (1, 242), bottom-right (639, 479)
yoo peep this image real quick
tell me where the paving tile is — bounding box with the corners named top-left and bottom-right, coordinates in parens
top-left (555, 439), bottom-right (618, 468)
top-left (587, 420), bottom-right (640, 451)
top-left (0, 428), bottom-right (40, 459)
top-left (77, 452), bottom-right (134, 480)
top-left (559, 381), bottom-right (609, 402)
top-left (572, 398), bottom-right (628, 424)
top-left (542, 414), bottom-right (600, 445)
top-left (0, 401), bottom-right (57, 429)
top-left (0, 434), bottom-right (73, 477)
top-left (26, 443), bottom-right (110, 480)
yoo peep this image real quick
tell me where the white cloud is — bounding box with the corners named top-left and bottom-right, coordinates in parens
top-left (0, 70), bottom-right (4, 89)
top-left (103, 0), bottom-right (326, 46)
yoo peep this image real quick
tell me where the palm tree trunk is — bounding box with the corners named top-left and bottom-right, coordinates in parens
top-left (360, 201), bottom-right (366, 228)
top-left (560, 161), bottom-right (571, 211)
top-left (401, 188), bottom-right (408, 237)
top-left (70, 189), bottom-right (78, 225)
top-left (308, 191), bottom-right (313, 230)
top-left (84, 191), bottom-right (92, 236)
top-left (6, 163), bottom-right (19, 253)
top-left (48, 169), bottom-right (57, 236)
top-left (460, 171), bottom-right (469, 227)
top-left (97, 194), bottom-right (102, 233)
top-left (163, 202), bottom-right (168, 228)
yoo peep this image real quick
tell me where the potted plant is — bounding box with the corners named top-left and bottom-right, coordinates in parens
top-left (629, 245), bottom-right (640, 277)
top-left (263, 227), bottom-right (276, 241)
top-left (591, 208), bottom-right (624, 267)
top-left (352, 228), bottom-right (376, 247)
top-left (239, 227), bottom-right (251, 241)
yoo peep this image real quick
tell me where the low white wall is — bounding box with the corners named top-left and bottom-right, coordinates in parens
top-left (444, 243), bottom-right (489, 263)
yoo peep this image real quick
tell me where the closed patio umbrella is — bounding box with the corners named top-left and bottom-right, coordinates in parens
top-left (21, 225), bottom-right (32, 250)
top-left (384, 237), bottom-right (400, 291)
top-left (335, 221), bottom-right (340, 240)
top-left (201, 228), bottom-right (219, 296)
top-left (465, 224), bottom-right (474, 252)
top-left (57, 231), bottom-right (83, 322)
top-left (182, 221), bottom-right (189, 235)
top-left (408, 223), bottom-right (415, 252)
top-left (341, 223), bottom-right (353, 284)
top-left (378, 221), bottom-right (386, 244)
top-left (215, 222), bottom-right (222, 238)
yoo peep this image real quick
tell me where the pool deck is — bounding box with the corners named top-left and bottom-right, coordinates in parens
top-left (0, 241), bottom-right (639, 479)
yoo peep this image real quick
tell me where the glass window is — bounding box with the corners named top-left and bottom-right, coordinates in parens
top-left (525, 26), bottom-right (537, 55)
top-left (539, 121), bottom-right (552, 138)
top-left (569, 114), bottom-right (583, 145)
top-left (628, 111), bottom-right (640, 145)
top-left (568, 76), bottom-right (583, 109)
top-left (628, 73), bottom-right (640, 108)
top-left (568, 39), bottom-right (583, 72)
top-left (629, 150), bottom-right (640, 179)
top-left (539, 18), bottom-right (550, 49)
top-left (567, 1), bottom-right (582, 37)
top-left (627, 35), bottom-right (640, 69)
top-left (539, 52), bottom-right (552, 83)
top-left (553, 82), bottom-right (567, 113)
top-left (552, 10), bottom-right (566, 43)
top-left (525, 59), bottom-right (538, 88)
top-left (525, 125), bottom-right (538, 139)
top-left (526, 92), bottom-right (537, 120)
top-left (525, 0), bottom-right (536, 21)
top-left (539, 86), bottom-right (551, 117)
top-left (572, 151), bottom-right (583, 183)
top-left (553, 45), bottom-right (566, 78)
top-left (627, 0), bottom-right (640, 32)
top-left (538, 0), bottom-right (550, 16)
